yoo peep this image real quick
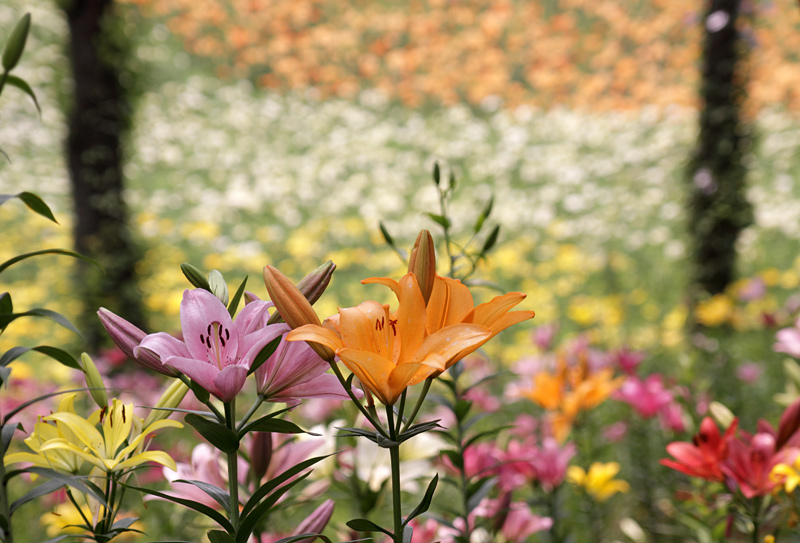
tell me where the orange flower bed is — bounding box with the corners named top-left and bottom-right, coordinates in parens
top-left (123, 0), bottom-right (800, 111)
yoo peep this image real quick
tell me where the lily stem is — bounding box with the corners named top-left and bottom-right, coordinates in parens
top-left (225, 400), bottom-right (240, 532)
top-left (0, 424), bottom-right (12, 543)
top-left (326, 358), bottom-right (390, 440)
top-left (386, 405), bottom-right (403, 543)
top-left (401, 377), bottom-right (433, 433)
top-left (237, 394), bottom-right (266, 433)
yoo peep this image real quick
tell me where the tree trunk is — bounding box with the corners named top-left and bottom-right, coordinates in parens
top-left (688, 0), bottom-right (753, 299)
top-left (64, 0), bottom-right (145, 351)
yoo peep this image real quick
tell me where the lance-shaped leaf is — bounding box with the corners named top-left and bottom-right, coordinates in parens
top-left (247, 336), bottom-right (282, 377)
top-left (174, 479), bottom-right (231, 513)
top-left (0, 192), bottom-right (55, 222)
top-left (208, 530), bottom-right (235, 543)
top-left (238, 416), bottom-right (307, 439)
top-left (346, 519), bottom-right (393, 537)
top-left (236, 472), bottom-right (310, 543)
top-left (0, 345), bottom-right (81, 370)
top-left (9, 479), bottom-right (63, 514)
top-left (118, 481), bottom-right (234, 533)
top-left (241, 454), bottom-right (331, 518)
top-left (0, 248), bottom-right (99, 275)
top-left (403, 474), bottom-right (438, 527)
top-left (184, 414), bottom-right (239, 454)
top-left (228, 276), bottom-right (248, 317)
top-left (0, 309), bottom-right (80, 336)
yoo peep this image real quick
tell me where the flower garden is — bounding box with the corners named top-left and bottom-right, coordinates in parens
top-left (4, 0), bottom-right (800, 542)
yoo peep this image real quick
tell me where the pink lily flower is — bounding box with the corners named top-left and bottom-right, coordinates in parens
top-left (500, 503), bottom-right (552, 541)
top-left (254, 499), bottom-right (334, 543)
top-left (137, 289), bottom-right (284, 402)
top-left (775, 318), bottom-right (800, 358)
top-left (255, 324), bottom-right (354, 406)
top-left (162, 443), bottom-right (238, 508)
top-left (721, 432), bottom-right (797, 498)
top-left (616, 375), bottom-right (673, 418)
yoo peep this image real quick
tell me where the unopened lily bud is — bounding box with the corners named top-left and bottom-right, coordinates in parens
top-left (249, 432), bottom-right (273, 484)
top-left (408, 230), bottom-right (436, 304)
top-left (264, 265), bottom-right (336, 361)
top-left (144, 380), bottom-right (190, 427)
top-left (97, 308), bottom-right (179, 377)
top-left (776, 396), bottom-right (800, 450)
top-left (244, 291), bottom-right (261, 305)
top-left (708, 401), bottom-right (735, 430)
top-left (81, 353), bottom-right (108, 408)
top-left (292, 499), bottom-right (335, 543)
top-left (267, 261), bottom-right (336, 325)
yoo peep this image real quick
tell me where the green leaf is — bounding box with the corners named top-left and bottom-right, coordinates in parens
top-left (227, 276), bottom-right (248, 317)
top-left (10, 479), bottom-right (63, 514)
top-left (466, 477), bottom-right (496, 514)
top-left (0, 192), bottom-right (56, 222)
top-left (480, 225), bottom-right (500, 257)
top-left (0, 345), bottom-right (81, 370)
top-left (403, 474), bottom-right (438, 526)
top-left (0, 248), bottom-right (100, 275)
top-left (241, 454), bottom-right (331, 519)
top-left (175, 479), bottom-right (230, 513)
top-left (425, 213), bottom-right (451, 230)
top-left (20, 468), bottom-right (108, 507)
top-left (236, 472), bottom-right (311, 543)
top-left (238, 415), bottom-right (307, 438)
top-left (0, 308), bottom-right (80, 337)
top-left (118, 481), bottom-right (234, 533)
top-left (454, 399), bottom-right (472, 421)
top-left (397, 420), bottom-right (442, 444)
top-left (1, 423), bottom-right (21, 455)
top-left (463, 425), bottom-right (514, 450)
top-left (246, 336), bottom-right (282, 377)
top-left (440, 449), bottom-right (463, 470)
top-left (3, 388), bottom-right (91, 424)
top-left (379, 221), bottom-right (396, 247)
top-left (0, 292), bottom-right (12, 314)
top-left (4, 75), bottom-right (40, 114)
top-left (2, 13), bottom-right (31, 71)
top-left (208, 530), bottom-right (235, 543)
top-left (185, 414), bottom-right (239, 453)
top-left (346, 519), bottom-right (392, 537)
top-left (208, 270), bottom-right (229, 306)
top-left (181, 263), bottom-right (211, 290)
top-left (188, 379), bottom-right (211, 404)
top-left (432, 162), bottom-right (440, 186)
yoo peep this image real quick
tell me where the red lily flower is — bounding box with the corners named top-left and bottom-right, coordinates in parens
top-left (661, 417), bottom-right (738, 482)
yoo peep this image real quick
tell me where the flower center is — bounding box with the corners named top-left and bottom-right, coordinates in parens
top-left (199, 321), bottom-right (232, 369)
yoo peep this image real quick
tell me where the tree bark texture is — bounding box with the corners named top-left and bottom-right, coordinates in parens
top-left (64, 0), bottom-right (145, 350)
top-left (688, 0), bottom-right (753, 298)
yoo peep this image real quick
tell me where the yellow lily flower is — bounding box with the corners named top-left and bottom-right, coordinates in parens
top-left (5, 394), bottom-right (85, 473)
top-left (770, 456), bottom-right (800, 493)
top-left (364, 273), bottom-right (535, 369)
top-left (288, 273), bottom-right (492, 405)
top-left (7, 398), bottom-right (181, 474)
top-left (568, 462), bottom-right (630, 502)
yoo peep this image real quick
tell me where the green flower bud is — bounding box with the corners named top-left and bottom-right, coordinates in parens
top-left (144, 380), bottom-right (189, 427)
top-left (81, 352), bottom-right (108, 408)
top-left (2, 13), bottom-right (31, 73)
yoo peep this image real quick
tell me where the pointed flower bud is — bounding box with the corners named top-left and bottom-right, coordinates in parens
top-left (776, 397), bottom-right (800, 450)
top-left (408, 230), bottom-right (436, 304)
top-left (292, 499), bottom-right (335, 543)
top-left (709, 401), bottom-right (735, 430)
top-left (144, 380), bottom-right (190, 427)
top-left (249, 432), bottom-right (273, 484)
top-left (263, 265), bottom-right (335, 361)
top-left (97, 308), bottom-right (179, 377)
top-left (267, 261), bottom-right (336, 325)
top-left (81, 353), bottom-right (108, 408)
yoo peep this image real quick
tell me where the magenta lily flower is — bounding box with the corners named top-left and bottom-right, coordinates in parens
top-left (255, 324), bottom-right (354, 405)
top-left (136, 289), bottom-right (284, 402)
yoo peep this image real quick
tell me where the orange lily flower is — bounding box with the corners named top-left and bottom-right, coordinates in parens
top-left (287, 273), bottom-right (492, 405)
top-left (363, 273), bottom-right (535, 369)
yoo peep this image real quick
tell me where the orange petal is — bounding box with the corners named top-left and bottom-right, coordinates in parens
top-left (287, 324), bottom-right (344, 351)
top-left (336, 348), bottom-right (398, 405)
top-left (465, 292), bottom-right (529, 329)
top-left (362, 276), bottom-right (401, 298)
top-left (389, 362), bottom-right (436, 397)
top-left (412, 323), bottom-right (491, 370)
top-left (394, 274), bottom-right (427, 363)
top-left (427, 275), bottom-right (474, 333)
top-left (338, 301), bottom-right (393, 359)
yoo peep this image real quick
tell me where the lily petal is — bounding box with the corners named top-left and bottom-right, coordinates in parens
top-left (214, 364), bottom-right (249, 402)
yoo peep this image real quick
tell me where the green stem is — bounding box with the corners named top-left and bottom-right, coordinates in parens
top-left (387, 405), bottom-right (403, 543)
top-left (751, 497), bottom-right (762, 543)
top-left (401, 377), bottom-right (433, 433)
top-left (225, 400), bottom-right (240, 532)
top-left (437, 186), bottom-right (455, 278)
top-left (237, 394), bottom-right (266, 432)
top-left (177, 374), bottom-right (225, 423)
top-left (547, 485), bottom-right (562, 543)
top-left (395, 391), bottom-right (407, 435)
top-left (327, 359), bottom-right (390, 439)
top-left (0, 428), bottom-right (12, 543)
top-left (64, 487), bottom-right (92, 532)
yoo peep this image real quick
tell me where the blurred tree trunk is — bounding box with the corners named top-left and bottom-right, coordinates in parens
top-left (64, 0), bottom-right (145, 350)
top-left (687, 0), bottom-right (753, 302)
